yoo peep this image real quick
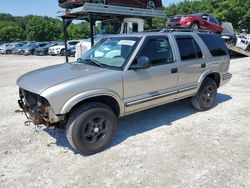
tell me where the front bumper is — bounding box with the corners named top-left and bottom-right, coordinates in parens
top-left (48, 50), bottom-right (60, 55)
top-left (18, 88), bottom-right (62, 125)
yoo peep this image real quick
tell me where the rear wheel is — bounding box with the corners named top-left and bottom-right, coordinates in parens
top-left (191, 23), bottom-right (199, 30)
top-left (146, 0), bottom-right (156, 9)
top-left (191, 78), bottom-right (217, 111)
top-left (6, 50), bottom-right (11, 54)
top-left (66, 102), bottom-right (117, 155)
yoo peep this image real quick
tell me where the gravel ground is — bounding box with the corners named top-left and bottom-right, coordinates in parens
top-left (0, 55), bottom-right (249, 188)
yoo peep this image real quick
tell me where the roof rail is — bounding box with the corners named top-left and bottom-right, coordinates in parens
top-left (160, 27), bottom-right (214, 33)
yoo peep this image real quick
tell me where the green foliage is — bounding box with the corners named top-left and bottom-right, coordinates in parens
top-left (0, 13), bottom-right (90, 42)
top-left (0, 0), bottom-right (249, 41)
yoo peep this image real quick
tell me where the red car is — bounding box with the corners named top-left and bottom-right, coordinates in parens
top-left (59, 0), bottom-right (162, 9)
top-left (166, 13), bottom-right (223, 34)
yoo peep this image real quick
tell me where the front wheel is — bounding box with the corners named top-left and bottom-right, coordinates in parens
top-left (66, 102), bottom-right (117, 155)
top-left (60, 49), bottom-right (65, 56)
top-left (191, 78), bottom-right (217, 111)
top-left (146, 0), bottom-right (156, 9)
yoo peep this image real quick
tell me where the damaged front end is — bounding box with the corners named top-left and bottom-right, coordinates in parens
top-left (18, 88), bottom-right (62, 126)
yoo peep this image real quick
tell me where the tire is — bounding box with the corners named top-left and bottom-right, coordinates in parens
top-left (146, 0), bottom-right (156, 9)
top-left (60, 49), bottom-right (65, 56)
top-left (66, 102), bottom-right (117, 155)
top-left (6, 50), bottom-right (11, 54)
top-left (191, 23), bottom-right (199, 30)
top-left (191, 78), bottom-right (217, 111)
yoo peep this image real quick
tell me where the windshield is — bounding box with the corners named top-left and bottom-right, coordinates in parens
top-left (82, 37), bottom-right (140, 68)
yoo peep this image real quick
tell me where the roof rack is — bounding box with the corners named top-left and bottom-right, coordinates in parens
top-left (57, 3), bottom-right (166, 20)
top-left (58, 3), bottom-right (166, 63)
top-left (160, 27), bottom-right (214, 33)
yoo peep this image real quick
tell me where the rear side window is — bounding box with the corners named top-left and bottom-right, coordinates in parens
top-left (175, 36), bottom-right (203, 61)
top-left (198, 33), bottom-right (229, 57)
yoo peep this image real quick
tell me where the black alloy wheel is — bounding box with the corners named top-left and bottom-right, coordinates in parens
top-left (191, 77), bottom-right (217, 111)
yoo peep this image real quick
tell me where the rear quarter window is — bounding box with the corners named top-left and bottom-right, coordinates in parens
top-left (198, 33), bottom-right (229, 57)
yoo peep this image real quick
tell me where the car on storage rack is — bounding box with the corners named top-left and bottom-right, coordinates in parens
top-left (17, 30), bottom-right (231, 155)
top-left (166, 13), bottom-right (223, 34)
top-left (58, 0), bottom-right (162, 9)
top-left (48, 40), bottom-right (79, 56)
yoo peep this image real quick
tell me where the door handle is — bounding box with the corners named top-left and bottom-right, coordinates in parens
top-left (171, 68), bottom-right (178, 74)
top-left (201, 63), bottom-right (206, 68)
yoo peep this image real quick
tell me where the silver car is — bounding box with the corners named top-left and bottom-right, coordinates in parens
top-left (17, 31), bottom-right (232, 155)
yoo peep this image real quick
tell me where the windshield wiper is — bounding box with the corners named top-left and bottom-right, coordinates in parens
top-left (78, 58), bottom-right (104, 68)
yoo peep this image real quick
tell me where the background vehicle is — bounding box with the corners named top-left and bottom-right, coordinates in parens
top-left (235, 34), bottom-right (250, 52)
top-left (58, 0), bottom-right (162, 9)
top-left (67, 46), bottom-right (76, 57)
top-left (166, 13), bottom-right (223, 34)
top-left (220, 22), bottom-right (237, 46)
top-left (13, 42), bottom-right (35, 55)
top-left (49, 40), bottom-right (79, 56)
top-left (0, 43), bottom-right (10, 54)
top-left (23, 42), bottom-right (50, 55)
top-left (17, 31), bottom-right (231, 155)
top-left (0, 42), bottom-right (24, 54)
top-left (34, 43), bottom-right (59, 56)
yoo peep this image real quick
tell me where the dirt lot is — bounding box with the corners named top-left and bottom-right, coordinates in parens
top-left (0, 55), bottom-right (249, 188)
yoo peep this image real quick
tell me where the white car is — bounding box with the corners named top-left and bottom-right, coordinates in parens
top-left (48, 40), bottom-right (79, 56)
top-left (235, 34), bottom-right (250, 51)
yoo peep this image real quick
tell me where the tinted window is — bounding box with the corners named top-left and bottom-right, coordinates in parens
top-left (68, 41), bottom-right (79, 46)
top-left (176, 36), bottom-right (203, 61)
top-left (198, 33), bottom-right (229, 56)
top-left (138, 36), bottom-right (173, 66)
top-left (209, 16), bottom-right (218, 24)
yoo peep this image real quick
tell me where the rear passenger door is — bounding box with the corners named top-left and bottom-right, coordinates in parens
top-left (174, 34), bottom-right (207, 98)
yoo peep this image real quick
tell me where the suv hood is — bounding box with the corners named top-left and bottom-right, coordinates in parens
top-left (17, 63), bottom-right (108, 94)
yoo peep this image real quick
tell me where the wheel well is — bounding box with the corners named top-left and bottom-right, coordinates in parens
top-left (206, 73), bottom-right (221, 88)
top-left (192, 21), bottom-right (199, 26)
top-left (69, 95), bottom-right (120, 117)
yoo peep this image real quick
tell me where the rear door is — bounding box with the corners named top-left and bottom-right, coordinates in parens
top-left (123, 35), bottom-right (178, 114)
top-left (173, 34), bottom-right (207, 98)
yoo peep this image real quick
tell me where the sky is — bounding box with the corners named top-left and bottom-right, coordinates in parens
top-left (0, 0), bottom-right (183, 17)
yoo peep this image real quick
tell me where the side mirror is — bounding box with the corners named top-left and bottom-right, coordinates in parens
top-left (130, 56), bottom-right (151, 70)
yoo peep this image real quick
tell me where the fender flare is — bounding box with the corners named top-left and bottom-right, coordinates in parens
top-left (59, 89), bottom-right (124, 115)
top-left (197, 70), bottom-right (221, 90)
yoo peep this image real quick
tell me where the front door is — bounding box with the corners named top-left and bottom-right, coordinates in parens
top-left (123, 36), bottom-right (178, 114)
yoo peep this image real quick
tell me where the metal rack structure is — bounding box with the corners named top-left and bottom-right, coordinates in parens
top-left (57, 3), bottom-right (166, 62)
